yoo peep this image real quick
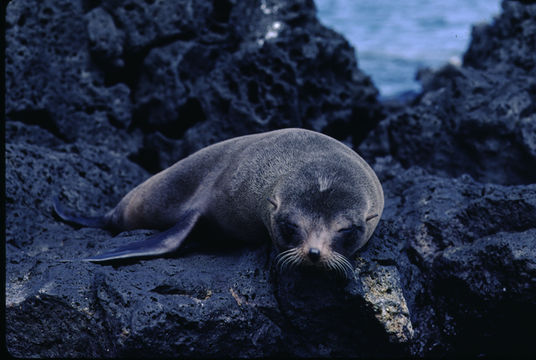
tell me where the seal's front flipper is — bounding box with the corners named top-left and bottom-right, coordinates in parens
top-left (53, 198), bottom-right (106, 228)
top-left (84, 209), bottom-right (201, 262)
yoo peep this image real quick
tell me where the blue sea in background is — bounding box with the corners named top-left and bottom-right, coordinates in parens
top-left (316, 0), bottom-right (501, 98)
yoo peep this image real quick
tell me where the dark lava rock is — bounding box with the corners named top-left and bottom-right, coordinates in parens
top-left (464, 0), bottom-right (536, 74)
top-left (128, 0), bottom-right (382, 170)
top-left (5, 0), bottom-right (136, 150)
top-left (358, 0), bottom-right (536, 356)
top-left (360, 0), bottom-right (536, 186)
top-left (6, 0), bottom-right (382, 173)
top-left (367, 160), bottom-right (536, 357)
top-left (5, 0), bottom-right (536, 358)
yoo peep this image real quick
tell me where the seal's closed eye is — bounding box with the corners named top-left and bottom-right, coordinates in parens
top-left (338, 225), bottom-right (363, 234)
top-left (277, 219), bottom-right (302, 245)
top-left (280, 220), bottom-right (299, 230)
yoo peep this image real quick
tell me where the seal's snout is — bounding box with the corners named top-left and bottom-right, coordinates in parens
top-left (308, 248), bottom-right (321, 262)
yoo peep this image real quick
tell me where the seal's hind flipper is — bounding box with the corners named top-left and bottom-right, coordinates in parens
top-left (53, 198), bottom-right (106, 228)
top-left (84, 209), bottom-right (201, 262)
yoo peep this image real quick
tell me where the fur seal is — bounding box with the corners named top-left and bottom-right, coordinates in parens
top-left (55, 128), bottom-right (384, 277)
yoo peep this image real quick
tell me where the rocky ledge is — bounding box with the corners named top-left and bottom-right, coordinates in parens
top-left (5, 0), bottom-right (536, 357)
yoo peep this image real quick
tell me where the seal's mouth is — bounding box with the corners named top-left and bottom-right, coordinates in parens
top-left (274, 248), bottom-right (355, 279)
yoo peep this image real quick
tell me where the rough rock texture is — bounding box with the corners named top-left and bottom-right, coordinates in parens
top-left (6, 0), bottom-right (382, 172)
top-left (5, 0), bottom-right (536, 358)
top-left (367, 160), bottom-right (536, 357)
top-left (360, 0), bottom-right (536, 186)
top-left (359, 0), bottom-right (536, 356)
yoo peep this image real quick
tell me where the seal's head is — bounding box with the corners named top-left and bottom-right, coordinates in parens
top-left (267, 165), bottom-right (380, 278)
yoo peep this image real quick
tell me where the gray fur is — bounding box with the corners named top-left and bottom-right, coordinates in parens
top-left (57, 128), bottom-right (384, 265)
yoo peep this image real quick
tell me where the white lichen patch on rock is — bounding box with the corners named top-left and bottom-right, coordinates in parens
top-left (359, 263), bottom-right (414, 343)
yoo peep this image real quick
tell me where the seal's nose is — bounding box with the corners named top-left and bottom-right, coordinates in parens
top-left (308, 248), bottom-right (321, 263)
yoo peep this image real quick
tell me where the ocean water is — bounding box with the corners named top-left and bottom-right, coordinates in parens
top-left (316, 0), bottom-right (501, 98)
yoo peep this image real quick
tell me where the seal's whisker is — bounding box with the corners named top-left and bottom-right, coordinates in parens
top-left (276, 248), bottom-right (355, 278)
top-left (275, 248), bottom-right (294, 263)
top-left (280, 256), bottom-right (295, 272)
top-left (333, 260), bottom-right (347, 277)
top-left (275, 248), bottom-right (295, 262)
top-left (289, 253), bottom-right (302, 269)
top-left (325, 257), bottom-right (343, 277)
top-left (343, 259), bottom-right (355, 277)
top-left (323, 259), bottom-right (334, 272)
top-left (285, 252), bottom-right (302, 271)
top-left (275, 255), bottom-right (288, 270)
top-left (333, 252), bottom-right (355, 279)
top-left (276, 248), bottom-right (301, 272)
top-left (334, 255), bottom-right (350, 275)
top-left (333, 252), bottom-right (353, 269)
top-left (342, 257), bottom-right (354, 272)
top-left (278, 256), bottom-right (291, 272)
top-left (325, 257), bottom-right (337, 273)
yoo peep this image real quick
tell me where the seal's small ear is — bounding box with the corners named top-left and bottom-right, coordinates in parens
top-left (267, 197), bottom-right (278, 210)
top-left (366, 213), bottom-right (379, 222)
